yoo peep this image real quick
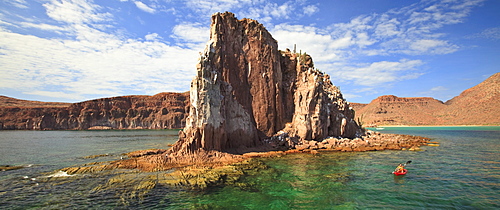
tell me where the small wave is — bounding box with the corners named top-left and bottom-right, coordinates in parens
top-left (44, 171), bottom-right (75, 178)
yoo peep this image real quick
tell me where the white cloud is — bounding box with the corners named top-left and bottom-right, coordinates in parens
top-left (270, 0), bottom-right (478, 88)
top-left (409, 39), bottom-right (458, 54)
top-left (267, 1), bottom-right (294, 19)
top-left (430, 86), bottom-right (448, 92)
top-left (8, 0), bottom-right (29, 9)
top-left (467, 27), bottom-right (500, 40)
top-left (330, 59), bottom-right (424, 87)
top-left (354, 32), bottom-right (375, 48)
top-left (23, 91), bottom-right (84, 100)
top-left (373, 15), bottom-right (401, 38)
top-left (134, 1), bottom-right (156, 14)
top-left (324, 0), bottom-right (484, 57)
top-left (183, 0), bottom-right (319, 26)
top-left (184, 0), bottom-right (244, 17)
top-left (0, 28), bottom-right (198, 99)
top-left (43, 0), bottom-right (112, 24)
top-left (19, 22), bottom-right (66, 33)
top-left (417, 86), bottom-right (450, 99)
top-left (145, 32), bottom-right (161, 41)
top-left (303, 5), bottom-right (319, 16)
top-left (341, 93), bottom-right (361, 101)
top-left (272, 24), bottom-right (344, 62)
top-left (329, 36), bottom-right (353, 50)
top-left (171, 22), bottom-right (209, 44)
top-left (0, 0), bottom-right (487, 102)
top-left (0, 0), bottom-right (199, 101)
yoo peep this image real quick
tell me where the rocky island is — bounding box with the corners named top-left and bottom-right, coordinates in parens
top-left (55, 12), bottom-right (432, 191)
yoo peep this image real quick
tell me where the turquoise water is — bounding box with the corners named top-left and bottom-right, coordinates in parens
top-left (1, 127), bottom-right (499, 209)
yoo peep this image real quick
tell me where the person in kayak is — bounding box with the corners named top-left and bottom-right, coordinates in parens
top-left (394, 163), bottom-right (405, 173)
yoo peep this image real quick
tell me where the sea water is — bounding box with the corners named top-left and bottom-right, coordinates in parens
top-left (0, 127), bottom-right (499, 209)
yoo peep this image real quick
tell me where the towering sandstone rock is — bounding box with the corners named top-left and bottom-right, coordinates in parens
top-left (169, 12), bottom-right (362, 155)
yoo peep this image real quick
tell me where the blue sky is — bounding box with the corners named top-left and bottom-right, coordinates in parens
top-left (0, 0), bottom-right (498, 103)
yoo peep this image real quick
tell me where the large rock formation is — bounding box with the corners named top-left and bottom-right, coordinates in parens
top-left (0, 92), bottom-right (189, 130)
top-left (169, 12), bottom-right (363, 155)
top-left (355, 73), bottom-right (500, 126)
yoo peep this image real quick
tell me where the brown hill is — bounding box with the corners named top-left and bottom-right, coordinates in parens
top-left (0, 92), bottom-right (189, 130)
top-left (355, 95), bottom-right (447, 126)
top-left (355, 73), bottom-right (500, 126)
top-left (440, 73), bottom-right (500, 125)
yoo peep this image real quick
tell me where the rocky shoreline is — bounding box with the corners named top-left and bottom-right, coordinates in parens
top-left (55, 131), bottom-right (433, 191)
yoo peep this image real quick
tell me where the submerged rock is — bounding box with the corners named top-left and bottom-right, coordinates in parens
top-left (0, 165), bottom-right (26, 171)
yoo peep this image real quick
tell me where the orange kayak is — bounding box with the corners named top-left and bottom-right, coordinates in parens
top-left (393, 169), bottom-right (407, 176)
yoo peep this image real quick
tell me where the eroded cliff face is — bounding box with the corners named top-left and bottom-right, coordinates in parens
top-left (170, 12), bottom-right (362, 155)
top-left (0, 92), bottom-right (189, 130)
top-left (284, 52), bottom-right (361, 140)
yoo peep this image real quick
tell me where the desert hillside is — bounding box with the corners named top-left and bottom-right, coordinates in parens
top-left (355, 73), bottom-right (500, 126)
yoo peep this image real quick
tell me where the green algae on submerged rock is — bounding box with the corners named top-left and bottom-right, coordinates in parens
top-left (51, 157), bottom-right (271, 205)
top-left (0, 165), bottom-right (26, 171)
top-left (159, 159), bottom-right (268, 190)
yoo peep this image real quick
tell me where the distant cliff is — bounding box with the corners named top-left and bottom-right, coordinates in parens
top-left (0, 92), bottom-right (189, 130)
top-left (355, 73), bottom-right (500, 126)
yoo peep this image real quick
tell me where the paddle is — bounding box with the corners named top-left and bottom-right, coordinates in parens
top-left (392, 160), bottom-right (412, 173)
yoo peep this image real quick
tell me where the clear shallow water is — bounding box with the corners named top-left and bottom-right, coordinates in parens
top-left (0, 130), bottom-right (180, 169)
top-left (1, 127), bottom-right (499, 209)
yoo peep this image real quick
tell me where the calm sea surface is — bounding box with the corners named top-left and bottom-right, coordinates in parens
top-left (0, 127), bottom-right (499, 209)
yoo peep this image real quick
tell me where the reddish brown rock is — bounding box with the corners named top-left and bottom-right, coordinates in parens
top-left (169, 12), bottom-right (363, 155)
top-left (0, 92), bottom-right (189, 130)
top-left (282, 53), bottom-right (362, 140)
